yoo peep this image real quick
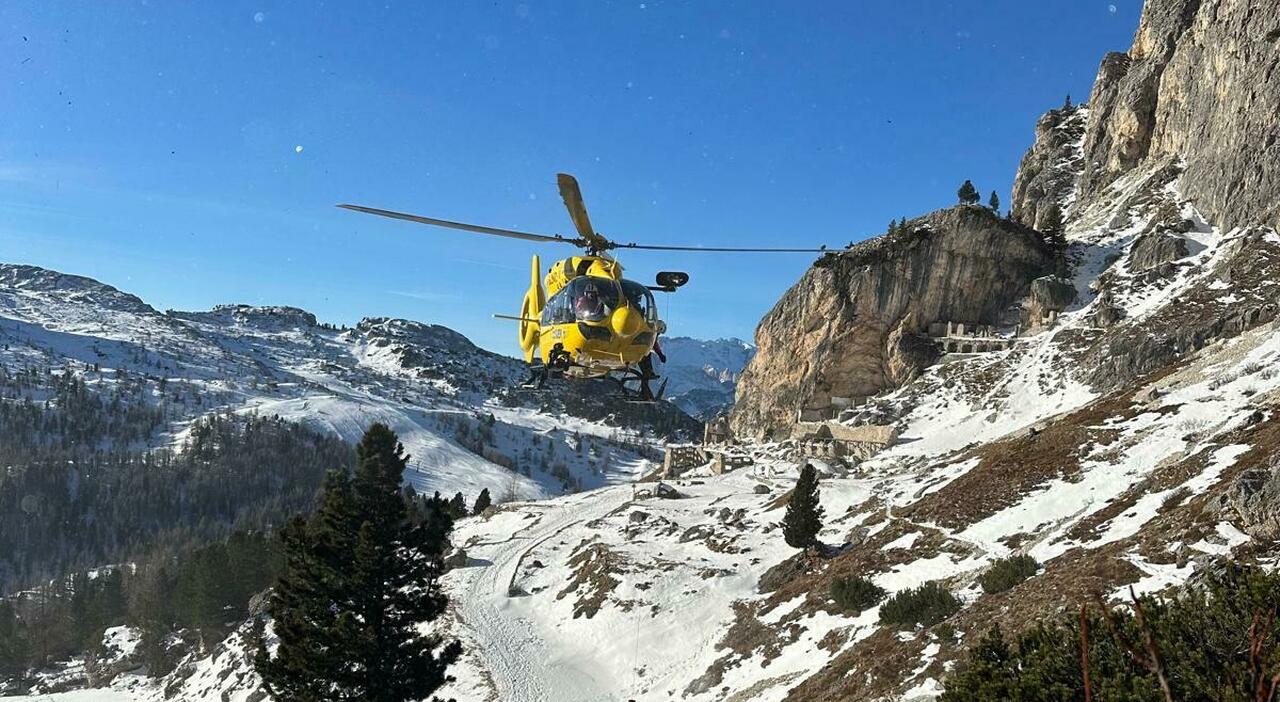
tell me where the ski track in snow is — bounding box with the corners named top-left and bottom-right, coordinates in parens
top-left (452, 489), bottom-right (629, 702)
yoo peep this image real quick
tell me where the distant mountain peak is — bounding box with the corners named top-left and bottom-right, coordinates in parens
top-left (0, 263), bottom-right (155, 315)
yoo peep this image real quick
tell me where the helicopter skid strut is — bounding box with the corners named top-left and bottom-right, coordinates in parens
top-left (518, 360), bottom-right (666, 403)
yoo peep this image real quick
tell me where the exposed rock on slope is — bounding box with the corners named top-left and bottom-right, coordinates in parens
top-left (732, 206), bottom-right (1053, 438)
top-left (1078, 0), bottom-right (1280, 230)
top-left (1010, 104), bottom-right (1088, 227)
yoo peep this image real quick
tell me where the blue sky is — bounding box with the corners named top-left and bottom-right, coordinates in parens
top-left (0, 1), bottom-right (1142, 354)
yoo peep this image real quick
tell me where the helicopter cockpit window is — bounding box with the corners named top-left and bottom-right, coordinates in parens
top-left (569, 276), bottom-right (619, 323)
top-left (542, 277), bottom-right (620, 326)
top-left (541, 287), bottom-right (575, 326)
top-left (620, 279), bottom-right (657, 324)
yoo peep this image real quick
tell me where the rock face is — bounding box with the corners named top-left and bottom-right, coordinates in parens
top-left (1078, 0), bottom-right (1280, 230)
top-left (1128, 231), bottom-right (1189, 273)
top-left (1219, 457), bottom-right (1280, 539)
top-left (1010, 104), bottom-right (1088, 227)
top-left (731, 207), bottom-right (1053, 437)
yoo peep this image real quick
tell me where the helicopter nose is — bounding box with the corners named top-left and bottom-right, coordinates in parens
top-left (611, 304), bottom-right (643, 338)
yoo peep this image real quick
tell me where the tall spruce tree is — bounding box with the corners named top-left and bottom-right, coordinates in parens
top-left (988, 191), bottom-right (1000, 213)
top-left (448, 492), bottom-right (467, 519)
top-left (0, 600), bottom-right (25, 677)
top-left (257, 424), bottom-right (460, 702)
top-left (472, 488), bottom-right (492, 516)
top-left (957, 180), bottom-right (980, 205)
top-left (1040, 203), bottom-right (1067, 251)
top-left (782, 463), bottom-right (824, 550)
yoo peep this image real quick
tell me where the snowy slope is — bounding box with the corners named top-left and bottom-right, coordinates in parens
top-left (417, 164), bottom-right (1280, 701)
top-left (29, 159), bottom-right (1280, 702)
top-left (0, 265), bottom-right (696, 501)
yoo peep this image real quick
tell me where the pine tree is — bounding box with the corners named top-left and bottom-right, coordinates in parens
top-left (448, 492), bottom-right (467, 519)
top-left (473, 488), bottom-right (492, 515)
top-left (988, 191), bottom-right (1000, 213)
top-left (1063, 93), bottom-right (1072, 110)
top-left (957, 180), bottom-right (980, 205)
top-left (782, 463), bottom-right (824, 550)
top-left (1039, 203), bottom-right (1067, 251)
top-left (0, 600), bottom-right (26, 677)
top-left (888, 219), bottom-right (898, 235)
top-left (257, 424), bottom-right (460, 702)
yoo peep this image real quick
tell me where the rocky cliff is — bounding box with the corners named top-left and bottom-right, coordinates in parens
top-left (1009, 104), bottom-right (1087, 228)
top-left (731, 206), bottom-right (1053, 438)
top-left (1075, 0), bottom-right (1280, 230)
top-left (738, 0), bottom-right (1280, 440)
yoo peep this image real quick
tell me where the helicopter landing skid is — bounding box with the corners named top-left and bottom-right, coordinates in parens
top-left (608, 366), bottom-right (667, 403)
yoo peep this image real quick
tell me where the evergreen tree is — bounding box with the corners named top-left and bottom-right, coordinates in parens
top-left (957, 180), bottom-right (980, 205)
top-left (888, 219), bottom-right (898, 235)
top-left (257, 424), bottom-right (460, 702)
top-left (0, 600), bottom-right (26, 677)
top-left (782, 463), bottom-right (824, 550)
top-left (473, 488), bottom-right (492, 516)
top-left (1040, 203), bottom-right (1067, 252)
top-left (448, 492), bottom-right (467, 519)
top-left (988, 191), bottom-right (1000, 213)
top-left (1041, 203), bottom-right (1064, 234)
top-left (1063, 93), bottom-right (1072, 110)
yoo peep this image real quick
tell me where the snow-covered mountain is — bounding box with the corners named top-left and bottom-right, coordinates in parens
top-left (0, 263), bottom-right (698, 502)
top-left (9, 1), bottom-right (1280, 700)
top-left (657, 336), bottom-right (755, 419)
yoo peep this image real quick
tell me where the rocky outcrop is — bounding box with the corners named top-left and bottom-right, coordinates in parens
top-left (1078, 0), bottom-right (1280, 230)
top-left (1027, 275), bottom-right (1076, 315)
top-left (1218, 456), bottom-right (1280, 539)
top-left (731, 207), bottom-right (1053, 438)
top-left (1082, 227), bottom-right (1280, 389)
top-left (1010, 104), bottom-right (1088, 227)
top-left (1128, 231), bottom-right (1189, 274)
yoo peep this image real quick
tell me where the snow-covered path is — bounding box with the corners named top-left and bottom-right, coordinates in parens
top-left (451, 488), bottom-right (631, 702)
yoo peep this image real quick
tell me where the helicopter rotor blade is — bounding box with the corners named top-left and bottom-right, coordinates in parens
top-left (556, 173), bottom-right (611, 251)
top-left (612, 242), bottom-right (831, 253)
top-left (336, 204), bottom-right (582, 246)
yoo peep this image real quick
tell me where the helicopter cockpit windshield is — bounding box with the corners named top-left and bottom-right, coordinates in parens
top-left (543, 276), bottom-right (621, 325)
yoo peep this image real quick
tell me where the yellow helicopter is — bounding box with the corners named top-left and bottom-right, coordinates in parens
top-left (339, 173), bottom-right (827, 400)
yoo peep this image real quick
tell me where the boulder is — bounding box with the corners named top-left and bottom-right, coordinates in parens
top-left (654, 483), bottom-right (684, 499)
top-left (1129, 232), bottom-right (1189, 273)
top-left (758, 552), bottom-right (811, 593)
top-left (1029, 275), bottom-right (1077, 311)
top-left (444, 547), bottom-right (469, 569)
top-left (1217, 462), bottom-right (1280, 539)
